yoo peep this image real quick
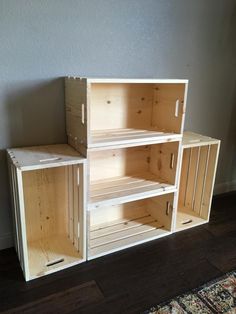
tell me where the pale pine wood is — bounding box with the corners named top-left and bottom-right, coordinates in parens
top-left (201, 144), bottom-right (220, 220)
top-left (7, 144), bottom-right (84, 171)
top-left (7, 144), bottom-right (86, 281)
top-left (182, 131), bottom-right (219, 148)
top-left (65, 77), bottom-right (89, 153)
top-left (88, 194), bottom-right (174, 259)
top-left (176, 132), bottom-right (220, 231)
top-left (27, 235), bottom-right (83, 280)
top-left (16, 168), bottom-right (30, 281)
top-left (65, 77), bottom-right (188, 151)
top-left (152, 83), bottom-right (186, 134)
top-left (88, 142), bottom-right (179, 209)
top-left (176, 209), bottom-right (207, 232)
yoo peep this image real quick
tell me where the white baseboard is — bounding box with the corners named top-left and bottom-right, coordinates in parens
top-left (0, 233), bottom-right (13, 250)
top-left (214, 180), bottom-right (236, 195)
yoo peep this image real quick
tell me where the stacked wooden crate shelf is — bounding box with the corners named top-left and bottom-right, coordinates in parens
top-left (8, 77), bottom-right (221, 281)
top-left (7, 144), bottom-right (86, 281)
top-left (65, 77), bottom-right (188, 259)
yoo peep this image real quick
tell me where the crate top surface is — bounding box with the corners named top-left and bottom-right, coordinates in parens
top-left (66, 77), bottom-right (189, 84)
top-left (183, 132), bottom-right (220, 148)
top-left (7, 144), bottom-right (85, 171)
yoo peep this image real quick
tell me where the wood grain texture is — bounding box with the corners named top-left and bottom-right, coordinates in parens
top-left (177, 133), bottom-right (220, 232)
top-left (65, 78), bottom-right (188, 150)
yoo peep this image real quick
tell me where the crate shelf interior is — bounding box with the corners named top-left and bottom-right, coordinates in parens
top-left (176, 132), bottom-right (220, 231)
top-left (88, 193), bottom-right (175, 259)
top-left (88, 141), bottom-right (180, 209)
top-left (65, 78), bottom-right (188, 150)
top-left (7, 144), bottom-right (86, 281)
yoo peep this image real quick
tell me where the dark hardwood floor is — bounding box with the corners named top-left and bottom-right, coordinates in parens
top-left (0, 191), bottom-right (236, 313)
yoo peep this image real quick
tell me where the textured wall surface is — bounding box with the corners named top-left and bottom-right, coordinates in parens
top-left (0, 0), bottom-right (235, 249)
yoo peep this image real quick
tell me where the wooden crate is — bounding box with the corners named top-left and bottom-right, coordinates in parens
top-left (87, 141), bottom-right (181, 210)
top-left (65, 78), bottom-right (188, 153)
top-left (7, 144), bottom-right (86, 281)
top-left (88, 193), bottom-right (175, 259)
top-left (176, 132), bottom-right (220, 231)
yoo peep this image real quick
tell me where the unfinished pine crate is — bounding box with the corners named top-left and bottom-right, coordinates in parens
top-left (65, 78), bottom-right (188, 152)
top-left (88, 193), bottom-right (175, 259)
top-left (7, 144), bottom-right (86, 281)
top-left (176, 132), bottom-right (220, 231)
top-left (88, 141), bottom-right (180, 210)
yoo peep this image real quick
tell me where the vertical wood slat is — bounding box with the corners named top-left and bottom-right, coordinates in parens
top-left (16, 168), bottom-right (30, 281)
top-left (12, 166), bottom-right (23, 267)
top-left (79, 162), bottom-right (86, 258)
top-left (73, 165), bottom-right (79, 250)
top-left (68, 166), bottom-right (74, 242)
top-left (192, 146), bottom-right (209, 215)
top-left (199, 145), bottom-right (210, 216)
top-left (8, 161), bottom-right (18, 254)
top-left (201, 144), bottom-right (220, 220)
top-left (192, 146), bottom-right (200, 211)
top-left (184, 148), bottom-right (192, 207)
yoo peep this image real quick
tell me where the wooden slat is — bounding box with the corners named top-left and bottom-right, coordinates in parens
top-left (183, 131), bottom-right (220, 148)
top-left (89, 173), bottom-right (175, 209)
top-left (191, 146), bottom-right (200, 209)
top-left (193, 146), bottom-right (209, 214)
top-left (78, 162), bottom-right (87, 259)
top-left (7, 144), bottom-right (85, 171)
top-left (91, 174), bottom-right (164, 197)
top-left (201, 143), bottom-right (220, 220)
top-left (89, 227), bottom-right (169, 259)
top-left (199, 145), bottom-right (210, 216)
top-left (90, 219), bottom-right (163, 249)
top-left (73, 165), bottom-right (79, 250)
top-left (178, 149), bottom-right (189, 209)
top-left (16, 168), bottom-right (30, 281)
top-left (89, 129), bottom-right (180, 148)
top-left (90, 215), bottom-right (157, 240)
top-left (184, 148), bottom-right (192, 207)
top-left (184, 147), bottom-right (199, 210)
top-left (68, 166), bottom-right (73, 242)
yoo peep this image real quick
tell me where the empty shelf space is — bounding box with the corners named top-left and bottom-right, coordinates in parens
top-left (89, 172), bottom-right (175, 209)
top-left (89, 128), bottom-right (181, 148)
top-left (176, 209), bottom-right (207, 231)
top-left (28, 235), bottom-right (83, 279)
top-left (89, 216), bottom-right (168, 258)
top-left (65, 79), bottom-right (188, 151)
top-left (88, 194), bottom-right (174, 259)
top-left (88, 142), bottom-right (180, 209)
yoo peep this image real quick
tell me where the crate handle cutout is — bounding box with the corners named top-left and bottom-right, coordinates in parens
top-left (170, 153), bottom-right (175, 169)
top-left (175, 99), bottom-right (179, 117)
top-left (182, 219), bottom-right (192, 225)
top-left (39, 157), bottom-right (61, 163)
top-left (46, 258), bottom-right (64, 267)
top-left (166, 201), bottom-right (171, 216)
top-left (81, 103), bottom-right (85, 125)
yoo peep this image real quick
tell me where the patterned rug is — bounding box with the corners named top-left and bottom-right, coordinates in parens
top-left (143, 270), bottom-right (236, 314)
